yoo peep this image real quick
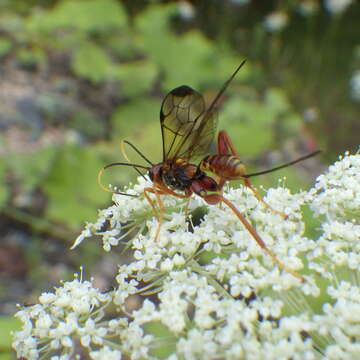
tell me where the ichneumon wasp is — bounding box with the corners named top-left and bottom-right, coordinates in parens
top-left (98, 60), bottom-right (320, 282)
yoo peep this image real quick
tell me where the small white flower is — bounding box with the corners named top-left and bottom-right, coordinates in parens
top-left (35, 313), bottom-right (52, 329)
top-left (297, 0), bottom-right (319, 16)
top-left (90, 346), bottom-right (122, 360)
top-left (303, 107), bottom-right (319, 123)
top-left (264, 11), bottom-right (289, 32)
top-left (324, 0), bottom-right (353, 14)
top-left (50, 355), bottom-right (72, 360)
top-left (79, 318), bottom-right (107, 347)
top-left (177, 1), bottom-right (195, 20)
top-left (71, 298), bottom-right (91, 314)
top-left (71, 227), bottom-right (92, 249)
top-left (114, 274), bottom-right (139, 306)
top-left (177, 328), bottom-right (219, 359)
top-left (160, 257), bottom-right (174, 272)
top-left (61, 336), bottom-right (73, 348)
top-left (39, 292), bottom-right (57, 304)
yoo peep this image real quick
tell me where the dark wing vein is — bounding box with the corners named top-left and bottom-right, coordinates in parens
top-left (159, 59), bottom-right (247, 162)
top-left (160, 85), bottom-right (207, 161)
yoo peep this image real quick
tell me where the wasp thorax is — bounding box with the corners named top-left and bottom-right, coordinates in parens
top-left (162, 169), bottom-right (190, 191)
top-left (161, 160), bottom-right (201, 191)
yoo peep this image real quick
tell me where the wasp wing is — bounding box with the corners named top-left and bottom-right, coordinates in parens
top-left (160, 85), bottom-right (217, 161)
top-left (159, 59), bottom-right (247, 162)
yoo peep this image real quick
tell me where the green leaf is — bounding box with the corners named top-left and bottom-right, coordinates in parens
top-left (135, 4), bottom-right (176, 42)
top-left (0, 316), bottom-right (21, 350)
top-left (203, 54), bottom-right (250, 88)
top-left (265, 88), bottom-right (302, 135)
top-left (112, 61), bottom-right (158, 97)
top-left (157, 30), bottom-right (214, 90)
top-left (70, 109), bottom-right (104, 139)
top-left (220, 95), bottom-right (274, 156)
top-left (135, 4), bottom-right (215, 90)
top-left (302, 204), bottom-right (322, 239)
top-left (220, 86), bottom-right (302, 157)
top-left (110, 97), bottom-right (165, 184)
top-left (265, 88), bottom-right (291, 113)
top-left (27, 0), bottom-right (127, 34)
top-left (71, 41), bottom-right (112, 83)
top-left (134, 3), bottom-right (249, 99)
top-left (105, 32), bottom-right (141, 61)
top-left (144, 321), bottom-right (176, 359)
top-left (43, 145), bottom-right (107, 229)
top-left (10, 146), bottom-right (57, 192)
top-left (112, 98), bottom-right (159, 138)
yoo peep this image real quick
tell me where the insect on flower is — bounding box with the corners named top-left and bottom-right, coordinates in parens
top-left (98, 60), bottom-right (320, 282)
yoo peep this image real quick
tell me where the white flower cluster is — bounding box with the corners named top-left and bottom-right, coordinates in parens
top-left (177, 1), bottom-right (195, 20)
top-left (13, 152), bottom-right (360, 359)
top-left (13, 275), bottom-right (116, 360)
top-left (307, 153), bottom-right (360, 276)
top-left (324, 0), bottom-right (353, 14)
top-left (263, 11), bottom-right (289, 33)
top-left (297, 1), bottom-right (319, 16)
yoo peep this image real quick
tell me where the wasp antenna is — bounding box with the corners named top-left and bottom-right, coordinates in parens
top-left (103, 162), bottom-right (149, 170)
top-left (120, 140), bottom-right (132, 163)
top-left (245, 150), bottom-right (322, 178)
top-left (97, 163), bottom-right (149, 196)
top-left (97, 167), bottom-right (117, 194)
top-left (206, 58), bottom-right (247, 114)
top-left (120, 140), bottom-right (151, 181)
top-left (122, 140), bottom-right (154, 166)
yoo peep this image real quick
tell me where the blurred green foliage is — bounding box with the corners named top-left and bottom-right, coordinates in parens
top-left (0, 316), bottom-right (20, 359)
top-left (10, 146), bottom-right (57, 192)
top-left (0, 159), bottom-right (9, 208)
top-left (0, 0), bottom-right (357, 266)
top-left (72, 41), bottom-right (113, 84)
top-left (27, 0), bottom-right (127, 34)
top-left (0, 37), bottom-right (12, 58)
top-left (42, 144), bottom-right (106, 227)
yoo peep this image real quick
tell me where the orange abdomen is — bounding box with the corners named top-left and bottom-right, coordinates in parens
top-left (200, 155), bottom-right (246, 179)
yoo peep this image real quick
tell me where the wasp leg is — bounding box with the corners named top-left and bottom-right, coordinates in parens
top-left (182, 198), bottom-right (191, 218)
top-left (144, 185), bottom-right (190, 241)
top-left (243, 178), bottom-right (288, 220)
top-left (200, 192), bottom-right (304, 282)
top-left (144, 187), bottom-right (165, 241)
top-left (217, 130), bottom-right (239, 156)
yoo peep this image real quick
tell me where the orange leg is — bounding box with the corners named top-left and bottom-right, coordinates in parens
top-left (217, 130), bottom-right (239, 156)
top-left (243, 178), bottom-right (288, 219)
top-left (144, 187), bottom-right (164, 240)
top-left (144, 185), bottom-right (190, 240)
top-left (201, 192), bottom-right (304, 282)
top-left (217, 130), bottom-right (287, 219)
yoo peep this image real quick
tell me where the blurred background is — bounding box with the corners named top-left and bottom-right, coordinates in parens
top-left (0, 0), bottom-right (359, 357)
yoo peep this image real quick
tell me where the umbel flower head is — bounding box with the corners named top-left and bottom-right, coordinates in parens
top-left (13, 152), bottom-right (360, 360)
